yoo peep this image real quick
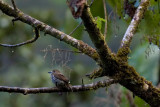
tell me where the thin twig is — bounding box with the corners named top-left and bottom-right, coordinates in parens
top-left (89, 0), bottom-right (95, 7)
top-left (108, 10), bottom-right (113, 21)
top-left (41, 48), bottom-right (82, 54)
top-left (11, 0), bottom-right (17, 11)
top-left (11, 0), bottom-right (19, 25)
top-left (0, 28), bottom-right (39, 47)
top-left (103, 0), bottom-right (107, 39)
top-left (81, 78), bottom-right (85, 88)
top-left (69, 22), bottom-right (83, 36)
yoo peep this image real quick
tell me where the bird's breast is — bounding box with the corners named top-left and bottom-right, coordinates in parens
top-left (51, 75), bottom-right (65, 85)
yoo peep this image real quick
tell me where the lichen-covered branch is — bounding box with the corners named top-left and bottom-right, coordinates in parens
top-left (120, 0), bottom-right (150, 48)
top-left (0, 0), bottom-right (100, 62)
top-left (0, 79), bottom-right (116, 94)
top-left (117, 0), bottom-right (150, 60)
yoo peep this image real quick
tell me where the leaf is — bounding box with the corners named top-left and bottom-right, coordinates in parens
top-left (95, 16), bottom-right (106, 30)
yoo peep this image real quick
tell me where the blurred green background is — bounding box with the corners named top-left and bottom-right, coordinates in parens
top-left (0, 0), bottom-right (159, 107)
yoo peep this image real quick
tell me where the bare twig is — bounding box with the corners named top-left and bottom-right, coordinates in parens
top-left (126, 91), bottom-right (137, 107)
top-left (0, 28), bottom-right (39, 47)
top-left (108, 10), bottom-right (113, 21)
top-left (11, 0), bottom-right (17, 11)
top-left (41, 48), bottom-right (82, 54)
top-left (69, 22), bottom-right (83, 36)
top-left (0, 79), bottom-right (117, 94)
top-left (103, 0), bottom-right (107, 38)
top-left (81, 78), bottom-right (85, 88)
top-left (11, 0), bottom-right (20, 25)
top-left (89, 0), bottom-right (95, 7)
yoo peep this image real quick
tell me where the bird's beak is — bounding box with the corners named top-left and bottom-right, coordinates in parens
top-left (48, 71), bottom-right (52, 73)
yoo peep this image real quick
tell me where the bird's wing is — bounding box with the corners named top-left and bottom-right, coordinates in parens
top-left (54, 73), bottom-right (69, 83)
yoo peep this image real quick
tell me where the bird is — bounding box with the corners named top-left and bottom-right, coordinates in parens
top-left (48, 69), bottom-right (72, 90)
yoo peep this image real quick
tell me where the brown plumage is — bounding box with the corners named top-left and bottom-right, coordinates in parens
top-left (52, 70), bottom-right (69, 83)
top-left (48, 69), bottom-right (72, 90)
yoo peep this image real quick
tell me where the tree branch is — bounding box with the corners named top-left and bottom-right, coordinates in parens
top-left (120, 0), bottom-right (149, 48)
top-left (0, 79), bottom-right (117, 94)
top-left (80, 2), bottom-right (160, 106)
top-left (0, 0), bottom-right (100, 62)
top-left (81, 4), bottom-right (113, 69)
top-left (117, 0), bottom-right (150, 61)
top-left (116, 0), bottom-right (150, 67)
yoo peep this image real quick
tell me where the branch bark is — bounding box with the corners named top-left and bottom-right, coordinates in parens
top-left (0, 79), bottom-right (116, 94)
top-left (81, 4), bottom-right (113, 69)
top-left (120, 0), bottom-right (149, 48)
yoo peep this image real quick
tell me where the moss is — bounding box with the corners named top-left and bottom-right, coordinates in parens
top-left (86, 68), bottom-right (103, 79)
top-left (117, 46), bottom-right (131, 62)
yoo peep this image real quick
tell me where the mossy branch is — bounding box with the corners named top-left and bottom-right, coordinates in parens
top-left (81, 4), bottom-right (113, 68)
top-left (79, 2), bottom-right (160, 106)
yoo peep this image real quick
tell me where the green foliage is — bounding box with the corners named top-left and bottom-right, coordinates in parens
top-left (129, 43), bottom-right (159, 85)
top-left (134, 96), bottom-right (150, 107)
top-left (107, 0), bottom-right (160, 47)
top-left (139, 0), bottom-right (160, 48)
top-left (120, 87), bottom-right (150, 107)
top-left (140, 10), bottom-right (160, 35)
top-left (95, 16), bottom-right (106, 30)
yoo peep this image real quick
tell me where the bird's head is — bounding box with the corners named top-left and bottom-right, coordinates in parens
top-left (48, 69), bottom-right (60, 74)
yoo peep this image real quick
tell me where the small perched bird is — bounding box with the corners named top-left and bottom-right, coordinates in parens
top-left (48, 69), bottom-right (72, 90)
